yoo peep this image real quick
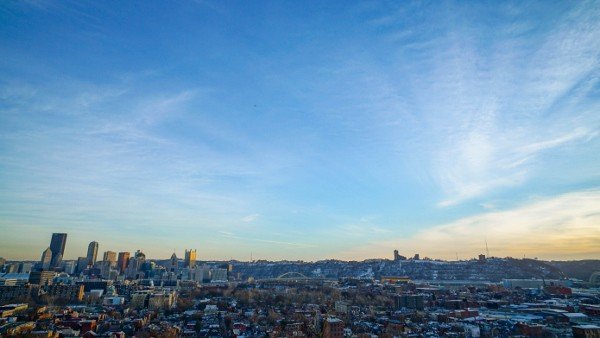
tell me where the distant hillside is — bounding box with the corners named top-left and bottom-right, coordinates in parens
top-left (227, 258), bottom-right (564, 282)
top-left (548, 260), bottom-right (600, 281)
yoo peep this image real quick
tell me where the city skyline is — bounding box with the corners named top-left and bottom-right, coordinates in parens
top-left (2, 221), bottom-right (598, 262)
top-left (1, 1), bottom-right (599, 261)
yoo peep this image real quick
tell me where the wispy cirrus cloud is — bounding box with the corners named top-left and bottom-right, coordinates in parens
top-left (307, 1), bottom-right (600, 209)
top-left (241, 213), bottom-right (260, 222)
top-left (437, 127), bottom-right (597, 207)
top-left (384, 1), bottom-right (600, 207)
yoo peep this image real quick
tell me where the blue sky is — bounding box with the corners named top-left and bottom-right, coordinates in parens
top-left (0, 1), bottom-right (598, 261)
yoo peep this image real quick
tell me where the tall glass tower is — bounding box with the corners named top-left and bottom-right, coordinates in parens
top-left (49, 233), bottom-right (67, 268)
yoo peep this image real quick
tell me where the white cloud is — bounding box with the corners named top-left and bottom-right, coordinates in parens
top-left (437, 128), bottom-right (596, 207)
top-left (241, 213), bottom-right (260, 222)
top-left (518, 128), bottom-right (596, 155)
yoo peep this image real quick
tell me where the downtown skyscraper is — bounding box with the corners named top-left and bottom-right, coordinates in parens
top-left (86, 241), bottom-right (98, 266)
top-left (185, 249), bottom-right (197, 269)
top-left (103, 251), bottom-right (117, 266)
top-left (117, 252), bottom-right (130, 274)
top-left (39, 247), bottom-right (52, 270)
top-left (49, 233), bottom-right (67, 268)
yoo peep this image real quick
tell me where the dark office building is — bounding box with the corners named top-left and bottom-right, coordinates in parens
top-left (49, 233), bottom-right (67, 268)
top-left (87, 241), bottom-right (98, 266)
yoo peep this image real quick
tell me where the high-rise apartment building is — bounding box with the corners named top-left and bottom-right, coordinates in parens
top-left (117, 252), bottom-right (130, 274)
top-left (49, 233), bottom-right (67, 268)
top-left (87, 241), bottom-right (98, 266)
top-left (40, 247), bottom-right (52, 270)
top-left (185, 249), bottom-right (197, 269)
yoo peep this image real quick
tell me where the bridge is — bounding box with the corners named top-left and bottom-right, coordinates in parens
top-left (277, 272), bottom-right (310, 279)
top-left (253, 272), bottom-right (336, 283)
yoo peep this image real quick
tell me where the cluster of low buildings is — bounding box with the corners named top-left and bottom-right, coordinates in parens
top-left (0, 267), bottom-right (599, 337)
